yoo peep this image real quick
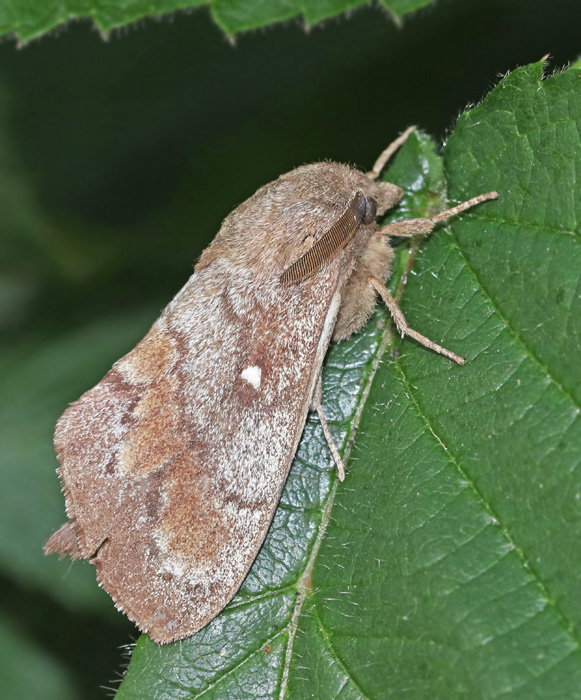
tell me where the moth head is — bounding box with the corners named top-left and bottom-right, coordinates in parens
top-left (275, 165), bottom-right (402, 285)
top-left (196, 162), bottom-right (402, 283)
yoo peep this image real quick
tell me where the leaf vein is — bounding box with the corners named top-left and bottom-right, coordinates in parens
top-left (392, 354), bottom-right (581, 652)
top-left (451, 227), bottom-right (581, 413)
top-left (465, 212), bottom-right (580, 238)
top-left (311, 605), bottom-right (370, 700)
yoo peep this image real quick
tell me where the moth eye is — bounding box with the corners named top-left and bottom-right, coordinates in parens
top-left (362, 197), bottom-right (377, 224)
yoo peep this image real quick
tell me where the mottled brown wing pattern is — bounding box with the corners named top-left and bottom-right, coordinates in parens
top-left (52, 259), bottom-right (342, 642)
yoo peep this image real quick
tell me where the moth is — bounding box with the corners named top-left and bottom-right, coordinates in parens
top-left (45, 127), bottom-right (497, 644)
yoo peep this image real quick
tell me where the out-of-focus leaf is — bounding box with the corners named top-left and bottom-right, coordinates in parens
top-left (0, 615), bottom-right (77, 700)
top-left (0, 0), bottom-right (432, 44)
top-left (116, 60), bottom-right (581, 699)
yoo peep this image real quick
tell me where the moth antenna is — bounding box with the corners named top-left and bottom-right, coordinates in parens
top-left (281, 191), bottom-right (367, 284)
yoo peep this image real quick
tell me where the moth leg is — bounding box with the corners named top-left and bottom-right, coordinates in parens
top-left (367, 125), bottom-right (417, 181)
top-left (312, 376), bottom-right (346, 482)
top-left (369, 276), bottom-right (465, 365)
top-left (377, 191), bottom-right (499, 238)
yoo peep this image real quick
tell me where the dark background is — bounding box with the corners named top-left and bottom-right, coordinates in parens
top-left (0, 1), bottom-right (579, 696)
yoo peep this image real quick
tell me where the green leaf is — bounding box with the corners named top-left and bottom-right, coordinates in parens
top-left (0, 0), bottom-right (432, 44)
top-left (116, 60), bottom-right (581, 698)
top-left (0, 615), bottom-right (77, 700)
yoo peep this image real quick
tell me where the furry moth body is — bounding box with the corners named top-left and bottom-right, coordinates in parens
top-left (45, 129), bottom-right (497, 644)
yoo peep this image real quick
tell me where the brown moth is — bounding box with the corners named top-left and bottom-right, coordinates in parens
top-left (45, 127), bottom-right (497, 644)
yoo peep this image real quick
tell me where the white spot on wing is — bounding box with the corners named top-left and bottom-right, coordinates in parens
top-left (241, 365), bottom-right (262, 390)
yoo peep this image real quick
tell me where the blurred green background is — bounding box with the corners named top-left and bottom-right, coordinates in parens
top-left (1, 0), bottom-right (580, 697)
